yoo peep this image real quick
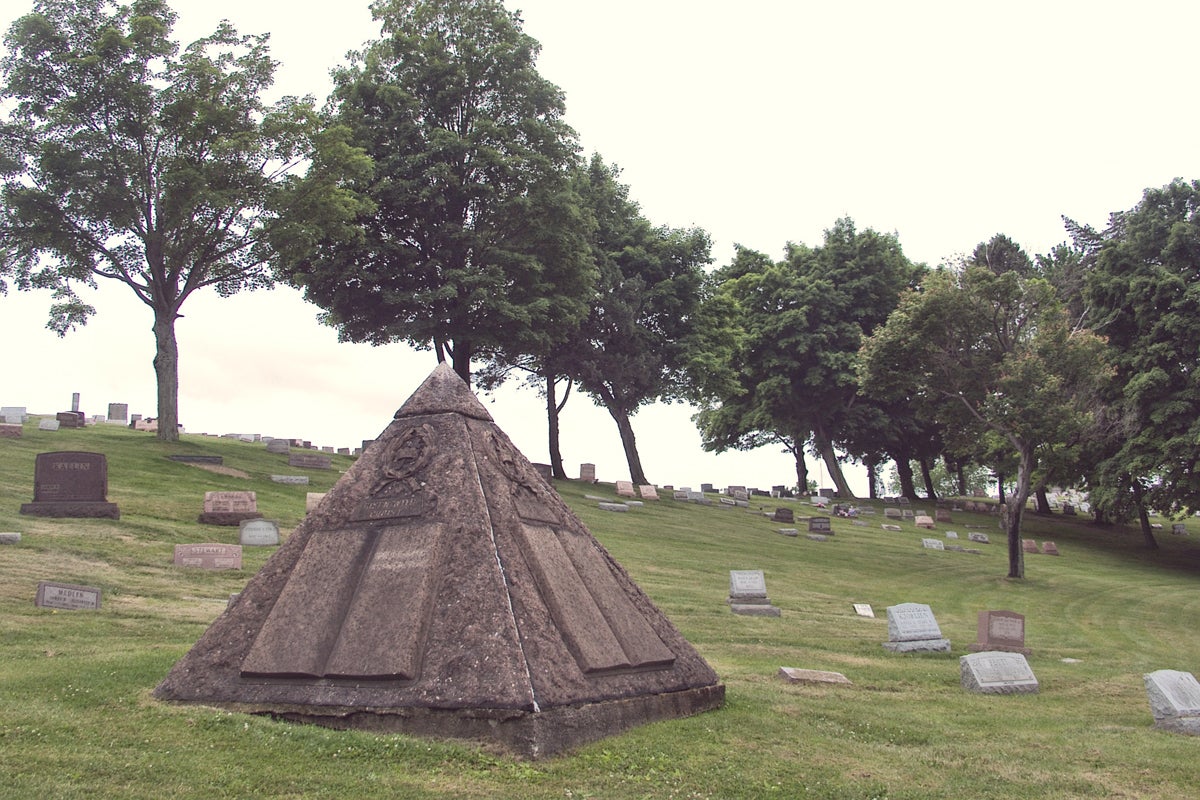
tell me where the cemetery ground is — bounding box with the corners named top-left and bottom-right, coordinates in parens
top-left (2, 423), bottom-right (1199, 799)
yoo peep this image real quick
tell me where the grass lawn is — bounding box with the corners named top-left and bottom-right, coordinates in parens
top-left (2, 419), bottom-right (1198, 799)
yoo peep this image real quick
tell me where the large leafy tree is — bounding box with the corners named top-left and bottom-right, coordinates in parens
top-left (860, 265), bottom-right (1110, 578)
top-left (274, 0), bottom-right (594, 385)
top-left (695, 219), bottom-right (919, 497)
top-left (0, 0), bottom-right (313, 441)
top-left (1084, 179), bottom-right (1200, 538)
top-left (562, 154), bottom-right (714, 486)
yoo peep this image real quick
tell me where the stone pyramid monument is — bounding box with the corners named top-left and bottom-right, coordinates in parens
top-left (154, 363), bottom-right (724, 757)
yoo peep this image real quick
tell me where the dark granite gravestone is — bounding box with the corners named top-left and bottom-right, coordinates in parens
top-left (56, 411), bottom-right (82, 428)
top-left (773, 507), bottom-right (794, 524)
top-left (198, 491), bottom-right (263, 526)
top-left (808, 516), bottom-right (831, 533)
top-left (107, 403), bottom-right (128, 422)
top-left (969, 609), bottom-right (1030, 654)
top-left (288, 452), bottom-right (332, 470)
top-left (19, 451), bottom-right (120, 519)
top-left (154, 363), bottom-right (723, 758)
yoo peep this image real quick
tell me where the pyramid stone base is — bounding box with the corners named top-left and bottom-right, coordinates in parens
top-left (179, 683), bottom-right (725, 759)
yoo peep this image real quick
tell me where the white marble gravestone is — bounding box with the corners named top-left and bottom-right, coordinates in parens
top-left (883, 602), bottom-right (951, 652)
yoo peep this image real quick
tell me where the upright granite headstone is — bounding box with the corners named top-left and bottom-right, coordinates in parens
top-left (155, 363), bottom-right (723, 758)
top-left (288, 452), bottom-right (332, 470)
top-left (728, 570), bottom-right (781, 617)
top-left (638, 485), bottom-right (659, 500)
top-left (960, 652), bottom-right (1038, 694)
top-left (883, 603), bottom-right (951, 653)
top-left (969, 610), bottom-right (1029, 654)
top-left (107, 403), bottom-right (129, 422)
top-left (615, 480), bottom-right (636, 498)
top-left (579, 463), bottom-right (596, 483)
top-left (198, 491), bottom-right (263, 526)
top-left (808, 516), bottom-right (832, 533)
top-left (1144, 670), bottom-right (1200, 735)
top-left (266, 438), bottom-right (291, 454)
top-left (56, 411), bottom-right (81, 428)
top-left (19, 451), bottom-right (120, 519)
top-left (774, 507), bottom-right (794, 524)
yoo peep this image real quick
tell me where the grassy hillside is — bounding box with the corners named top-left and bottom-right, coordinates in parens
top-left (2, 419), bottom-right (1198, 799)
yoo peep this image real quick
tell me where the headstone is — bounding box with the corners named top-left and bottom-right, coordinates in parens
top-left (239, 519), bottom-right (281, 547)
top-left (266, 438), bottom-right (291, 454)
top-left (960, 652), bottom-right (1039, 694)
top-left (853, 603), bottom-right (874, 618)
top-left (71, 392), bottom-right (80, 412)
top-left (935, 509), bottom-right (952, 523)
top-left (154, 363), bottom-right (723, 758)
top-left (531, 463), bottom-right (553, 481)
top-left (1172, 523), bottom-right (1187, 535)
top-left (819, 488), bottom-right (835, 499)
top-left (1042, 541), bottom-right (1060, 556)
top-left (778, 528), bottom-right (798, 537)
top-left (922, 538), bottom-right (944, 550)
top-left (881, 524), bottom-right (902, 531)
top-left (777, 667), bottom-right (852, 686)
top-left (337, 447), bottom-right (351, 456)
top-left (901, 509), bottom-right (915, 519)
top-left (945, 531), bottom-right (958, 539)
top-left (700, 483), bottom-right (715, 493)
top-left (970, 609), bottom-right (1030, 654)
top-left (270, 475), bottom-right (310, 485)
top-left (579, 463), bottom-right (596, 483)
top-left (1062, 504), bottom-right (1076, 515)
top-left (305, 492), bottom-right (326, 512)
top-left (638, 485), bottom-right (659, 500)
top-left (773, 507), bottom-right (794, 524)
top-left (1144, 670), bottom-right (1200, 735)
top-left (0, 532), bottom-right (21, 545)
top-left (198, 491), bottom-right (262, 526)
top-left (884, 508), bottom-right (902, 519)
top-left (806, 533), bottom-right (828, 542)
top-left (732, 488), bottom-right (749, 502)
top-left (173, 543), bottom-right (243, 570)
top-left (914, 514), bottom-right (934, 529)
top-left (0, 423), bottom-right (21, 438)
top-left (968, 532), bottom-right (990, 544)
top-left (107, 403), bottom-right (129, 422)
top-left (35, 580), bottom-right (101, 610)
top-left (320, 446), bottom-right (335, 454)
top-left (615, 480), bottom-right (636, 498)
top-left (672, 490), bottom-right (689, 501)
top-left (1, 405), bottom-right (27, 423)
top-left (598, 502), bottom-right (628, 512)
top-left (808, 516), bottom-right (832, 533)
top-left (19, 451), bottom-right (120, 519)
top-left (38, 419), bottom-right (60, 431)
top-left (729, 569), bottom-right (781, 616)
top-left (288, 452), bottom-right (332, 470)
top-left (1022, 539), bottom-right (1040, 554)
top-left (882, 603), bottom-right (951, 653)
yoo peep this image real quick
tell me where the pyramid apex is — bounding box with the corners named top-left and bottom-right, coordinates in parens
top-left (395, 362), bottom-right (493, 421)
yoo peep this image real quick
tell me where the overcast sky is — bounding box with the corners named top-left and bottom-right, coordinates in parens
top-left (3, 1), bottom-right (1199, 495)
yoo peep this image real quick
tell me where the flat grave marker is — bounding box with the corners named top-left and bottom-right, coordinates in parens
top-left (638, 485), bottom-right (659, 500)
top-left (968, 532), bottom-right (990, 544)
top-left (915, 514), bottom-right (935, 529)
top-left (288, 452), bottom-right (332, 470)
top-left (853, 603), bottom-right (874, 618)
top-left (1022, 539), bottom-right (1040, 554)
top-left (922, 538), bottom-right (945, 550)
top-left (271, 475), bottom-right (310, 485)
top-left (1042, 541), bottom-right (1060, 556)
top-left (777, 667), bottom-right (852, 686)
top-left (615, 480), bottom-right (636, 498)
top-left (38, 419), bottom-right (60, 431)
top-left (35, 581), bottom-right (102, 611)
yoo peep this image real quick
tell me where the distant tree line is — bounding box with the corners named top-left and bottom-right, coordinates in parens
top-left (3, 1), bottom-right (1199, 579)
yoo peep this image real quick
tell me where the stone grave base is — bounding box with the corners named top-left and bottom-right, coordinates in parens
top-left (190, 683), bottom-right (725, 760)
top-left (198, 511), bottom-right (264, 526)
top-left (1153, 716), bottom-right (1200, 736)
top-left (20, 501), bottom-right (120, 520)
top-left (731, 603), bottom-right (781, 616)
top-left (968, 642), bottom-right (1031, 655)
top-left (882, 638), bottom-right (951, 653)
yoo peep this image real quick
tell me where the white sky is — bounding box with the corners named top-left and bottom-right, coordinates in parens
top-left (3, 1), bottom-right (1199, 495)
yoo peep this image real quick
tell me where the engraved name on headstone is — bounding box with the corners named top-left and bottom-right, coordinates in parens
top-left (960, 651), bottom-right (1038, 694)
top-left (35, 581), bottom-right (102, 610)
top-left (174, 543), bottom-right (243, 569)
top-left (20, 451), bottom-right (120, 519)
top-left (883, 602), bottom-right (951, 652)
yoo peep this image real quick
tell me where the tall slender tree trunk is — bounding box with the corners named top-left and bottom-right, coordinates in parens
top-left (152, 306), bottom-right (180, 443)
top-left (812, 425), bottom-right (854, 498)
top-left (451, 341), bottom-right (472, 384)
top-left (1130, 481), bottom-right (1160, 550)
top-left (1034, 484), bottom-right (1051, 514)
top-left (1004, 442), bottom-right (1035, 579)
top-left (792, 432), bottom-right (810, 496)
top-left (894, 455), bottom-right (917, 500)
top-left (605, 405), bottom-right (648, 486)
top-left (544, 370), bottom-right (567, 480)
top-left (919, 456), bottom-right (937, 500)
top-left (866, 459), bottom-right (879, 499)
top-left (996, 471), bottom-right (1006, 505)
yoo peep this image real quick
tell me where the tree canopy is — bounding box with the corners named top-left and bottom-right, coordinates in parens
top-left (0, 0), bottom-right (312, 440)
top-left (273, 0), bottom-right (595, 385)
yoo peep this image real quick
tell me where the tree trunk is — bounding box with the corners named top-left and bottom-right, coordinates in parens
top-left (544, 371), bottom-right (567, 480)
top-left (996, 471), bottom-right (1006, 505)
top-left (866, 459), bottom-right (879, 500)
top-left (606, 405), bottom-right (648, 486)
top-left (792, 449), bottom-right (810, 497)
top-left (895, 457), bottom-right (917, 500)
top-left (152, 306), bottom-right (180, 443)
top-left (1130, 481), bottom-right (1160, 550)
top-left (1034, 485), bottom-right (1051, 514)
top-left (954, 460), bottom-right (967, 497)
top-left (1004, 443), bottom-right (1036, 579)
top-left (812, 425), bottom-right (855, 498)
top-left (451, 341), bottom-right (472, 385)
top-left (919, 456), bottom-right (937, 500)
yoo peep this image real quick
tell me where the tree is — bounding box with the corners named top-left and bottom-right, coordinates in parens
top-left (695, 219), bottom-right (920, 498)
top-left (274, 0), bottom-right (594, 385)
top-left (0, 0), bottom-right (313, 441)
top-left (860, 264), bottom-right (1110, 578)
top-left (561, 154), bottom-right (714, 486)
top-left (1085, 179), bottom-right (1200, 542)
